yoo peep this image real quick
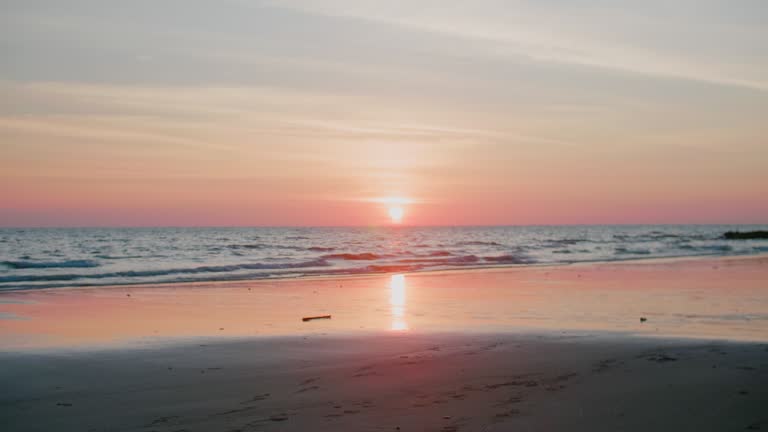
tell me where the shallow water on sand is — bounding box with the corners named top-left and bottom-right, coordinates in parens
top-left (1, 256), bottom-right (767, 350)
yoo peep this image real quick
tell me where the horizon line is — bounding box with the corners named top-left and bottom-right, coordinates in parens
top-left (1, 223), bottom-right (766, 229)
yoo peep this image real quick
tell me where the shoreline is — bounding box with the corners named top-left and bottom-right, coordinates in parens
top-left (1, 253), bottom-right (767, 351)
top-left (2, 253), bottom-right (767, 431)
top-left (3, 251), bottom-right (768, 295)
top-left (4, 328), bottom-right (767, 357)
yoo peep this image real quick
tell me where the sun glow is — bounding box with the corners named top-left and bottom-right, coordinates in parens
top-left (388, 205), bottom-right (404, 224)
top-left (373, 197), bottom-right (411, 224)
top-left (389, 274), bottom-right (408, 331)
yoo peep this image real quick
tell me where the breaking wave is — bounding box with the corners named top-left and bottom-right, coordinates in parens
top-left (482, 254), bottom-right (532, 264)
top-left (0, 259), bottom-right (330, 284)
top-left (322, 253), bottom-right (382, 261)
top-left (2, 259), bottom-right (101, 269)
top-left (455, 240), bottom-right (503, 246)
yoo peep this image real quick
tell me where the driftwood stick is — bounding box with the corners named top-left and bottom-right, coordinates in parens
top-left (302, 315), bottom-right (332, 322)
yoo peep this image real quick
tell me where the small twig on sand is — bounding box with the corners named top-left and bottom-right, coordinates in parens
top-left (302, 315), bottom-right (332, 322)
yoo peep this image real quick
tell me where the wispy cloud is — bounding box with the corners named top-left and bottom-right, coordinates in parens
top-left (1, 1), bottom-right (767, 225)
top-left (264, 0), bottom-right (768, 91)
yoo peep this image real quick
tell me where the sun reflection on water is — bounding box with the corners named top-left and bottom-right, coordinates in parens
top-left (389, 274), bottom-right (408, 331)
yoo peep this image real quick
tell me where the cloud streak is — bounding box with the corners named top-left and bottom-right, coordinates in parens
top-left (1, 1), bottom-right (767, 225)
top-left (265, 0), bottom-right (768, 91)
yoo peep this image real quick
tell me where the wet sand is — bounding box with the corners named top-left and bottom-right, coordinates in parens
top-left (1, 256), bottom-right (768, 431)
top-left (2, 333), bottom-right (767, 431)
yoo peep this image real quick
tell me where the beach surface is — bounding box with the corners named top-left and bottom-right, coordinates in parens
top-left (1, 256), bottom-right (767, 431)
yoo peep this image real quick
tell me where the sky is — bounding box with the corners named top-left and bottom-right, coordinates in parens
top-left (1, 0), bottom-right (767, 226)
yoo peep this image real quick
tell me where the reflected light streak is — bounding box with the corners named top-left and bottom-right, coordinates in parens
top-left (389, 274), bottom-right (408, 331)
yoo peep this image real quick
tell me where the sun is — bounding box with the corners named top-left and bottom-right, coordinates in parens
top-left (388, 205), bottom-right (405, 224)
top-left (370, 196), bottom-right (412, 224)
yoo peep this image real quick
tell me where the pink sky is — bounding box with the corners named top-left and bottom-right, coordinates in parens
top-left (1, 2), bottom-right (767, 226)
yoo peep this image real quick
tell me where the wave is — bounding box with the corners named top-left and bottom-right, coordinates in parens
top-left (3, 226), bottom-right (767, 292)
top-left (0, 259), bottom-right (330, 284)
top-left (542, 238), bottom-right (589, 247)
top-left (615, 247), bottom-right (652, 255)
top-left (322, 253), bottom-right (381, 261)
top-left (95, 254), bottom-right (157, 260)
top-left (395, 255), bottom-right (478, 265)
top-left (393, 254), bottom-right (533, 267)
top-left (613, 233), bottom-right (713, 243)
top-left (647, 233), bottom-right (681, 240)
top-left (446, 255), bottom-right (480, 263)
top-left (1, 259), bottom-right (100, 269)
top-left (362, 264), bottom-right (423, 273)
top-left (693, 244), bottom-right (733, 252)
top-left (308, 246), bottom-right (335, 252)
top-left (455, 241), bottom-right (503, 246)
top-left (227, 244), bottom-right (267, 250)
top-left (483, 254), bottom-right (531, 264)
top-left (675, 244), bottom-right (733, 253)
top-left (227, 243), bottom-right (304, 251)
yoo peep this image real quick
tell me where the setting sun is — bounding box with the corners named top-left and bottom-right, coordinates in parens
top-left (388, 205), bottom-right (404, 224)
top-left (371, 197), bottom-right (412, 225)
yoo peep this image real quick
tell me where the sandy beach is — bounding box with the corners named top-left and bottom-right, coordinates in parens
top-left (4, 1), bottom-right (768, 429)
top-left (1, 256), bottom-right (767, 431)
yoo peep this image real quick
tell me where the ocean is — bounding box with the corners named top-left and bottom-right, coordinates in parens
top-left (1, 225), bottom-right (767, 291)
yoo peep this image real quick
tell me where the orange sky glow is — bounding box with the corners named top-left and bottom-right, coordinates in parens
top-left (1, 1), bottom-right (767, 227)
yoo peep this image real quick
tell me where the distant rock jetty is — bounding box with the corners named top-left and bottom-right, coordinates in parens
top-left (723, 230), bottom-right (768, 240)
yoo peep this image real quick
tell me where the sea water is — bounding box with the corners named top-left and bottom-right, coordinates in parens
top-left (1, 225), bottom-right (767, 291)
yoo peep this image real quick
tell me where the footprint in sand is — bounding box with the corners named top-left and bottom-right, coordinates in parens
top-left (552, 372), bottom-right (579, 382)
top-left (355, 399), bottom-right (375, 408)
top-left (485, 380), bottom-right (538, 390)
top-left (593, 358), bottom-right (624, 372)
top-left (147, 415), bottom-right (179, 426)
top-left (545, 372), bottom-right (579, 391)
top-left (296, 385), bottom-right (320, 393)
top-left (545, 385), bottom-right (566, 392)
top-left (215, 406), bottom-right (260, 417)
top-left (644, 354), bottom-right (678, 363)
top-left (241, 393), bottom-right (270, 404)
top-left (494, 408), bottom-right (521, 420)
top-left (354, 365), bottom-right (376, 376)
top-left (499, 395), bottom-right (523, 406)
